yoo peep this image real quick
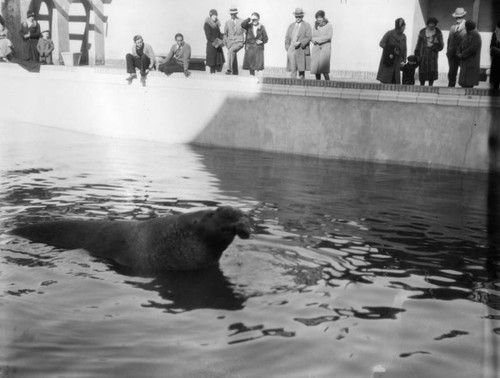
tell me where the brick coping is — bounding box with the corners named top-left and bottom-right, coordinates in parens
top-left (261, 77), bottom-right (497, 97)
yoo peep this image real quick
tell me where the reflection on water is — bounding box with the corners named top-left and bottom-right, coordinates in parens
top-left (1, 122), bottom-right (499, 377)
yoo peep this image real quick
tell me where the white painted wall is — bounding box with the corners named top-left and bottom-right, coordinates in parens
top-left (104, 0), bottom-right (422, 72)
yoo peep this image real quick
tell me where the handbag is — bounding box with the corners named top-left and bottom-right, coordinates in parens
top-left (382, 44), bottom-right (399, 67)
top-left (211, 38), bottom-right (224, 48)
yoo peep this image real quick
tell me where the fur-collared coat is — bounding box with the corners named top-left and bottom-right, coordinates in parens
top-left (414, 27), bottom-right (444, 82)
top-left (311, 21), bottom-right (333, 74)
top-left (285, 21), bottom-right (312, 71)
top-left (376, 29), bottom-right (407, 84)
top-left (241, 18), bottom-right (268, 71)
top-left (204, 17), bottom-right (225, 69)
top-left (459, 29), bottom-right (482, 87)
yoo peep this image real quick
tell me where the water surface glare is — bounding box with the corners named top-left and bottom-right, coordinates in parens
top-left (1, 122), bottom-right (499, 378)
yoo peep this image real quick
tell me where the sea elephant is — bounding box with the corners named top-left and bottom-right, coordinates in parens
top-left (11, 206), bottom-right (251, 271)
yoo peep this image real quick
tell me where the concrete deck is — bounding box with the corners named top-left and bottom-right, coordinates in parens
top-left (0, 63), bottom-right (498, 172)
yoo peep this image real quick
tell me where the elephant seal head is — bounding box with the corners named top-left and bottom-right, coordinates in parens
top-left (193, 206), bottom-right (252, 242)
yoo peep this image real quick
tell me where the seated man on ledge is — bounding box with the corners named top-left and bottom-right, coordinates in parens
top-left (158, 33), bottom-right (191, 77)
top-left (125, 35), bottom-right (155, 86)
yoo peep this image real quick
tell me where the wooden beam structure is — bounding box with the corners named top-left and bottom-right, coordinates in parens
top-left (1, 0), bottom-right (110, 65)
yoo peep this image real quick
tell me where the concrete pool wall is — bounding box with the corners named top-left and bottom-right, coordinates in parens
top-left (193, 78), bottom-right (500, 172)
top-left (1, 64), bottom-right (499, 172)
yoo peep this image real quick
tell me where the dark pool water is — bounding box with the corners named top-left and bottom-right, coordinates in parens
top-left (1, 122), bottom-right (499, 378)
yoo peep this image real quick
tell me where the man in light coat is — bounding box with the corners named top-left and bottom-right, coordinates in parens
top-left (224, 6), bottom-right (245, 75)
top-left (158, 33), bottom-right (192, 77)
top-left (285, 7), bottom-right (312, 79)
top-left (125, 35), bottom-right (155, 86)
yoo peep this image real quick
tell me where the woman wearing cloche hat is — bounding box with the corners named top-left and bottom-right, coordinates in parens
top-left (285, 7), bottom-right (312, 79)
top-left (204, 9), bottom-right (225, 73)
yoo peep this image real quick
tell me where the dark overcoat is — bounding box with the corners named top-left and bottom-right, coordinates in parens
top-left (458, 29), bottom-right (482, 87)
top-left (19, 20), bottom-right (41, 61)
top-left (490, 32), bottom-right (500, 85)
top-left (414, 27), bottom-right (444, 81)
top-left (204, 17), bottom-right (225, 69)
top-left (376, 29), bottom-right (407, 84)
top-left (241, 18), bottom-right (268, 71)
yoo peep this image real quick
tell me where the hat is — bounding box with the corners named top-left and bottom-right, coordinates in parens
top-left (293, 7), bottom-right (304, 17)
top-left (315, 10), bottom-right (325, 19)
top-left (27, 11), bottom-right (35, 18)
top-left (426, 17), bottom-right (439, 26)
top-left (465, 20), bottom-right (476, 31)
top-left (407, 55), bottom-right (418, 63)
top-left (229, 7), bottom-right (238, 14)
top-left (250, 12), bottom-right (260, 20)
top-left (395, 17), bottom-right (406, 30)
top-left (452, 7), bottom-right (467, 18)
top-left (209, 9), bottom-right (218, 16)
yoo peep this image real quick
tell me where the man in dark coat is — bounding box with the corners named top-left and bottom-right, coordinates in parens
top-left (457, 20), bottom-right (482, 88)
top-left (447, 7), bottom-right (467, 87)
top-left (490, 21), bottom-right (500, 91)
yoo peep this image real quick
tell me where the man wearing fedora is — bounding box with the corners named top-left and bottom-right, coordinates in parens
top-left (285, 7), bottom-right (312, 79)
top-left (447, 7), bottom-right (467, 87)
top-left (224, 6), bottom-right (245, 75)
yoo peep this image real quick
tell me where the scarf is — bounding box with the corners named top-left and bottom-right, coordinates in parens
top-left (314, 19), bottom-right (329, 30)
top-left (454, 19), bottom-right (465, 33)
top-left (205, 17), bottom-right (221, 29)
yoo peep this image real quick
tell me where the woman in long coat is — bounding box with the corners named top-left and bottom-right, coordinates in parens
top-left (458, 20), bottom-right (482, 88)
top-left (376, 18), bottom-right (407, 84)
top-left (414, 17), bottom-right (444, 86)
top-left (490, 21), bottom-right (500, 91)
top-left (204, 9), bottom-right (225, 73)
top-left (241, 13), bottom-right (268, 75)
top-left (19, 12), bottom-right (41, 62)
top-left (311, 10), bottom-right (333, 80)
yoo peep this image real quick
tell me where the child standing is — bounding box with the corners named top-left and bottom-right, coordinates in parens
top-left (402, 55), bottom-right (419, 85)
top-left (0, 29), bottom-right (13, 62)
top-left (37, 30), bottom-right (54, 64)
